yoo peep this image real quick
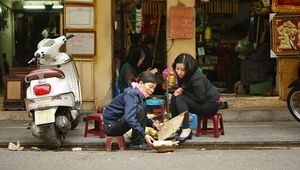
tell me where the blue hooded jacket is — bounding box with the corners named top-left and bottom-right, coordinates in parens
top-left (103, 86), bottom-right (153, 137)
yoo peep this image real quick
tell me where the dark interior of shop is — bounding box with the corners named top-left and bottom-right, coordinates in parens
top-left (0, 9), bottom-right (60, 101)
top-left (115, 0), bottom-right (275, 96)
top-left (0, 0), bottom-right (275, 98)
top-left (194, 1), bottom-right (275, 96)
top-left (14, 11), bottom-right (60, 67)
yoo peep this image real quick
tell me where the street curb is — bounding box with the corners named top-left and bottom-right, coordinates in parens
top-left (0, 107), bottom-right (294, 122)
top-left (2, 140), bottom-right (300, 149)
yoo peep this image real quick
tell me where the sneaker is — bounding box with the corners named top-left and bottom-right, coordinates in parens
top-left (128, 143), bottom-right (152, 150)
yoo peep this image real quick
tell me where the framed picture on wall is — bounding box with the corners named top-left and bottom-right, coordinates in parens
top-left (271, 15), bottom-right (300, 56)
top-left (272, 0), bottom-right (300, 13)
top-left (63, 0), bottom-right (94, 3)
top-left (65, 5), bottom-right (94, 29)
top-left (66, 31), bottom-right (95, 56)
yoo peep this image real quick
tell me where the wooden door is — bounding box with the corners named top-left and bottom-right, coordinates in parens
top-left (278, 57), bottom-right (300, 100)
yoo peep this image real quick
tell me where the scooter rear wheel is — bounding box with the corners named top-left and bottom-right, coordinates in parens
top-left (71, 114), bottom-right (80, 130)
top-left (287, 87), bottom-right (300, 123)
top-left (43, 123), bottom-right (62, 149)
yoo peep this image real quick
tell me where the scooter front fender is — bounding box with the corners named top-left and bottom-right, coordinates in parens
top-left (288, 80), bottom-right (300, 89)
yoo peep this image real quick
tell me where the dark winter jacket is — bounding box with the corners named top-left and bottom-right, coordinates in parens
top-left (179, 70), bottom-right (220, 103)
top-left (103, 87), bottom-right (153, 137)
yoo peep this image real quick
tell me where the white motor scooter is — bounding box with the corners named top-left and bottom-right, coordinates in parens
top-left (24, 34), bottom-right (82, 149)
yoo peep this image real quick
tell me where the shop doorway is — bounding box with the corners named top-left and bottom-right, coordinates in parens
top-left (112, 0), bottom-right (167, 96)
top-left (14, 11), bottom-right (60, 67)
top-left (195, 0), bottom-right (276, 96)
top-left (0, 10), bottom-right (61, 110)
top-left (112, 0), bottom-right (276, 97)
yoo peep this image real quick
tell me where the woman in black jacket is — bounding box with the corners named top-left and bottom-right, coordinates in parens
top-left (170, 53), bottom-right (221, 143)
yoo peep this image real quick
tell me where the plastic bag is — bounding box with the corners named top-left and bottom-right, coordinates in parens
top-left (162, 66), bottom-right (176, 81)
top-left (234, 38), bottom-right (253, 55)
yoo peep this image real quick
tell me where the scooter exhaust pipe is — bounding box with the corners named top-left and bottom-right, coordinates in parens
top-left (55, 115), bottom-right (71, 133)
top-left (31, 123), bottom-right (43, 138)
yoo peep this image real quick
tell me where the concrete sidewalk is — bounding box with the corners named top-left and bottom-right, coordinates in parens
top-left (1, 120), bottom-right (300, 149)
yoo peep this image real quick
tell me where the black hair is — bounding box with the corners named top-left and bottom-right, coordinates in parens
top-left (172, 53), bottom-right (198, 81)
top-left (122, 48), bottom-right (145, 70)
top-left (137, 71), bottom-right (157, 84)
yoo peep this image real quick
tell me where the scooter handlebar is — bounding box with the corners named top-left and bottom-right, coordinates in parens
top-left (28, 58), bottom-right (36, 64)
top-left (28, 53), bottom-right (41, 64)
top-left (66, 34), bottom-right (75, 40)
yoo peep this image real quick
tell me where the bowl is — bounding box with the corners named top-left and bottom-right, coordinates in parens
top-left (153, 140), bottom-right (179, 153)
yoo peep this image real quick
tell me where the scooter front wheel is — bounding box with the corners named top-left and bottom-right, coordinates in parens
top-left (43, 123), bottom-right (62, 149)
top-left (287, 87), bottom-right (300, 123)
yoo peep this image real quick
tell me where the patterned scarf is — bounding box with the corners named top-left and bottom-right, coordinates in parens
top-left (131, 82), bottom-right (149, 98)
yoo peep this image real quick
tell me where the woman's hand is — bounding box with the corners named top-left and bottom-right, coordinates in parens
top-left (152, 122), bottom-right (160, 131)
top-left (174, 87), bottom-right (183, 96)
top-left (144, 134), bottom-right (155, 147)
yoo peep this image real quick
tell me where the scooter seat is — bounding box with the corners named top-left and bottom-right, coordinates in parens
top-left (25, 68), bottom-right (65, 82)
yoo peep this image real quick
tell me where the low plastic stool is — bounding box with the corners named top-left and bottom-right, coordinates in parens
top-left (106, 136), bottom-right (126, 151)
top-left (196, 112), bottom-right (224, 138)
top-left (83, 107), bottom-right (105, 138)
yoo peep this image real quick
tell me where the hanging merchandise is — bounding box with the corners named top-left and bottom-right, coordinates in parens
top-left (129, 9), bottom-right (136, 34)
top-left (135, 8), bottom-right (142, 33)
top-left (262, 0), bottom-right (270, 7)
top-left (199, 0), bottom-right (240, 16)
top-left (204, 26), bottom-right (212, 41)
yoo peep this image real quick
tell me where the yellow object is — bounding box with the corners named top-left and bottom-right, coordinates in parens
top-left (199, 34), bottom-right (203, 43)
top-left (259, 7), bottom-right (270, 15)
top-left (153, 140), bottom-right (179, 153)
top-left (126, 127), bottom-right (158, 138)
top-left (168, 71), bottom-right (174, 87)
top-left (205, 26), bottom-right (212, 41)
top-left (147, 114), bottom-right (156, 119)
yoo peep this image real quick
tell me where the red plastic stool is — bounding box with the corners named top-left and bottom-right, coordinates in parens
top-left (83, 107), bottom-right (105, 138)
top-left (196, 112), bottom-right (224, 138)
top-left (106, 136), bottom-right (126, 151)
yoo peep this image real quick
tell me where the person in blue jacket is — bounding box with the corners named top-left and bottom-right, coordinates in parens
top-left (170, 53), bottom-right (221, 143)
top-left (103, 71), bottom-right (159, 150)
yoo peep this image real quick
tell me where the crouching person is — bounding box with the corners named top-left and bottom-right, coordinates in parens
top-left (103, 71), bottom-right (159, 150)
